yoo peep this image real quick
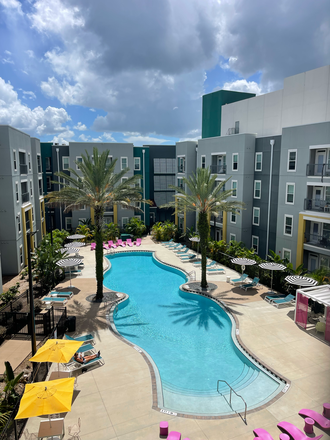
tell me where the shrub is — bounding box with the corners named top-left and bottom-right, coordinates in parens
top-left (34, 299), bottom-right (43, 313)
top-left (125, 218), bottom-right (146, 239)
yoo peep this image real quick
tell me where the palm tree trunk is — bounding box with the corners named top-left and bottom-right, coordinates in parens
top-left (94, 207), bottom-right (104, 300)
top-left (198, 211), bottom-right (209, 289)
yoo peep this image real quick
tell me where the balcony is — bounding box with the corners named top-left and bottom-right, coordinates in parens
top-left (306, 164), bottom-right (330, 179)
top-left (305, 232), bottom-right (330, 249)
top-left (104, 205), bottom-right (113, 213)
top-left (210, 165), bottom-right (227, 174)
top-left (178, 165), bottom-right (185, 173)
top-left (20, 163), bottom-right (28, 175)
top-left (304, 198), bottom-right (330, 213)
top-left (22, 192), bottom-right (30, 204)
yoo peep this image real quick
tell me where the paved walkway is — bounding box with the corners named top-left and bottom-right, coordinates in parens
top-left (6, 237), bottom-right (330, 439)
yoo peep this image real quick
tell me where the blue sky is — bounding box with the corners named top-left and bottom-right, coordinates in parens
top-left (0, 0), bottom-right (329, 145)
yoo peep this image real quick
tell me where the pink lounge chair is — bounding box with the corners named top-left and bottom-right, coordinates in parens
top-left (126, 238), bottom-right (134, 247)
top-left (103, 242), bottom-right (108, 250)
top-left (167, 432), bottom-right (181, 440)
top-left (299, 408), bottom-right (330, 430)
top-left (253, 428), bottom-right (275, 440)
top-left (117, 239), bottom-right (126, 247)
top-left (90, 243), bottom-right (96, 250)
top-left (108, 240), bottom-right (118, 249)
top-left (135, 238), bottom-right (142, 246)
top-left (278, 421), bottom-right (323, 440)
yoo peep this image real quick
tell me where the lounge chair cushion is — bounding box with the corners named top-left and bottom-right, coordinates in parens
top-left (167, 432), bottom-right (181, 440)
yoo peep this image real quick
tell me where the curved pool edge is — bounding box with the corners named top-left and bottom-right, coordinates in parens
top-left (104, 249), bottom-right (291, 419)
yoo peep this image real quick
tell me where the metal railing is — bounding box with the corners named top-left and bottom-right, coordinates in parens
top-left (21, 192), bottom-right (29, 203)
top-left (305, 232), bottom-right (330, 249)
top-left (188, 270), bottom-right (196, 281)
top-left (217, 379), bottom-right (247, 424)
top-left (306, 163), bottom-right (330, 181)
top-left (210, 164), bottom-right (227, 174)
top-left (304, 198), bottom-right (330, 212)
top-left (19, 163), bottom-right (28, 175)
top-left (178, 165), bottom-right (185, 173)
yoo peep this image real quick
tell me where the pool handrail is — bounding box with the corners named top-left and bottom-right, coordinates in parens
top-left (217, 379), bottom-right (247, 424)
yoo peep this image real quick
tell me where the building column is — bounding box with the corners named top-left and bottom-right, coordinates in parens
top-left (223, 212), bottom-right (227, 243)
top-left (113, 205), bottom-right (118, 225)
top-left (296, 213), bottom-right (305, 268)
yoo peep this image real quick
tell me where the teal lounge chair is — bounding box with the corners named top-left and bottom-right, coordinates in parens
top-left (231, 274), bottom-right (248, 285)
top-left (207, 267), bottom-right (225, 274)
top-left (50, 291), bottom-right (73, 298)
top-left (161, 238), bottom-right (173, 245)
top-left (240, 277), bottom-right (260, 291)
top-left (65, 333), bottom-right (95, 345)
top-left (42, 297), bottom-right (67, 305)
top-left (175, 246), bottom-right (188, 254)
top-left (270, 294), bottom-right (295, 308)
top-left (265, 293), bottom-right (286, 303)
top-left (193, 260), bottom-right (216, 268)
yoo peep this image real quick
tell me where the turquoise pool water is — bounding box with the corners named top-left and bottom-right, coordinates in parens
top-left (104, 252), bottom-right (284, 415)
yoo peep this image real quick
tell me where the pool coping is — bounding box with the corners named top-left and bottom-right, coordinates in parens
top-left (103, 249), bottom-right (292, 420)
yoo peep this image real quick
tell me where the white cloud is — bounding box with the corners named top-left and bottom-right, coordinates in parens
top-left (2, 58), bottom-right (14, 64)
top-left (78, 134), bottom-right (89, 141)
top-left (123, 133), bottom-right (170, 146)
top-left (4, 50), bottom-right (12, 55)
top-left (22, 90), bottom-right (36, 100)
top-left (89, 108), bottom-right (96, 112)
top-left (101, 132), bottom-right (115, 141)
top-left (0, 0), bottom-right (23, 14)
top-left (221, 79), bottom-right (262, 95)
top-left (25, 50), bottom-right (35, 58)
top-left (52, 129), bottom-right (74, 145)
top-left (78, 132), bottom-right (115, 142)
top-left (74, 122), bottom-right (87, 131)
top-left (0, 77), bottom-right (71, 135)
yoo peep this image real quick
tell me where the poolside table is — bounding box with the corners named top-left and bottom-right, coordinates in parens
top-left (38, 418), bottom-right (65, 439)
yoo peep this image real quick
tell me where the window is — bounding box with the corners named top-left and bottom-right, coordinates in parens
top-left (17, 213), bottom-right (21, 234)
top-left (287, 149), bottom-right (297, 172)
top-left (178, 216), bottom-right (184, 230)
top-left (230, 233), bottom-right (236, 242)
top-left (46, 176), bottom-right (51, 190)
top-left (76, 157), bottom-right (82, 170)
top-left (232, 153), bottom-right (238, 171)
top-left (28, 153), bottom-right (31, 171)
top-left (231, 210), bottom-right (236, 224)
top-left (255, 152), bottom-right (262, 171)
top-left (106, 156), bottom-right (112, 166)
top-left (79, 205), bottom-right (86, 210)
top-left (19, 245), bottom-right (23, 266)
top-left (232, 180), bottom-right (237, 197)
top-left (283, 248), bottom-right (291, 262)
top-left (134, 157), bottom-right (140, 170)
top-left (284, 215), bottom-right (293, 236)
top-left (62, 157), bottom-right (69, 170)
top-left (286, 183), bottom-right (295, 204)
top-left (121, 157), bottom-right (128, 170)
top-left (45, 157), bottom-right (51, 171)
top-left (37, 154), bottom-right (42, 173)
top-left (13, 150), bottom-right (17, 171)
top-left (201, 155), bottom-right (206, 169)
top-left (177, 156), bottom-right (185, 172)
top-left (254, 180), bottom-right (261, 199)
top-left (320, 256), bottom-right (330, 270)
top-left (252, 236), bottom-right (259, 253)
top-left (38, 179), bottom-right (43, 196)
top-left (122, 217), bottom-right (129, 228)
top-left (121, 177), bottom-right (128, 183)
top-left (30, 180), bottom-right (33, 197)
top-left (177, 178), bottom-right (184, 190)
top-left (253, 207), bottom-right (260, 226)
top-left (65, 218), bottom-right (72, 230)
top-left (31, 207), bottom-right (34, 222)
top-left (15, 182), bottom-right (19, 202)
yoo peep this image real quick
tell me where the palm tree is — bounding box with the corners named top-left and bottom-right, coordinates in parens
top-left (47, 147), bottom-right (143, 300)
top-left (162, 168), bottom-right (244, 288)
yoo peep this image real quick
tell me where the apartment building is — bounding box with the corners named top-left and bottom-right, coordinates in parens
top-left (0, 126), bottom-right (46, 276)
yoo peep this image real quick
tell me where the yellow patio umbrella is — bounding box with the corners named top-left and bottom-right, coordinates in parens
top-left (15, 377), bottom-right (75, 419)
top-left (29, 339), bottom-right (83, 365)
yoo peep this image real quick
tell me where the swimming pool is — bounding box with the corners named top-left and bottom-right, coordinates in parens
top-left (104, 252), bottom-right (285, 416)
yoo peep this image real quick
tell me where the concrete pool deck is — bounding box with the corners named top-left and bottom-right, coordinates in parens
top-left (22, 237), bottom-right (330, 440)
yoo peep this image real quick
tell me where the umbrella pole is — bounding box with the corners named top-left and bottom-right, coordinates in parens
top-left (271, 271), bottom-right (273, 292)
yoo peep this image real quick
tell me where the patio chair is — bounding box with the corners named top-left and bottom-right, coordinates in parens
top-left (277, 421), bottom-right (323, 440)
top-left (108, 240), bottom-right (118, 249)
top-left (165, 242), bottom-right (181, 248)
top-left (299, 407), bottom-right (330, 429)
top-left (270, 293), bottom-right (295, 308)
top-left (161, 238), bottom-right (173, 245)
top-left (193, 260), bottom-right (216, 268)
top-left (180, 254), bottom-right (197, 261)
top-left (207, 266), bottom-right (225, 274)
top-left (66, 355), bottom-right (105, 372)
top-left (315, 321), bottom-right (326, 334)
top-left (167, 432), bottom-right (181, 440)
top-left (135, 238), bottom-right (142, 246)
top-left (253, 428), bottom-right (275, 440)
top-left (67, 417), bottom-right (81, 440)
top-left (240, 277), bottom-right (260, 291)
top-left (65, 333), bottom-right (95, 345)
top-left (90, 242), bottom-right (96, 250)
top-left (42, 297), bottom-right (68, 306)
top-left (23, 428), bottom-right (38, 440)
top-left (117, 239), bottom-right (126, 247)
top-left (50, 291), bottom-right (73, 299)
top-left (231, 274), bottom-right (248, 285)
top-left (265, 293), bottom-right (286, 303)
top-left (126, 238), bottom-right (134, 247)
top-left (175, 246), bottom-right (189, 254)
top-left (173, 245), bottom-right (186, 252)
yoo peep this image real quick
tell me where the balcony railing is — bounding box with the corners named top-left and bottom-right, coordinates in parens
top-left (178, 165), bottom-right (185, 173)
top-left (22, 192), bottom-right (30, 203)
top-left (306, 163), bottom-right (330, 180)
top-left (26, 220), bottom-right (30, 231)
top-left (104, 205), bottom-right (113, 213)
top-left (210, 165), bottom-right (227, 174)
top-left (20, 163), bottom-right (28, 174)
top-left (304, 198), bottom-right (330, 213)
top-left (305, 232), bottom-right (330, 249)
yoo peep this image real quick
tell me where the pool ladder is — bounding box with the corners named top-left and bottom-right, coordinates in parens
top-left (217, 380), bottom-right (247, 424)
top-left (188, 270), bottom-right (196, 281)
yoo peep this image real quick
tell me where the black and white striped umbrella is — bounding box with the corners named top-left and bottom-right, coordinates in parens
top-left (60, 248), bottom-right (80, 254)
top-left (64, 241), bottom-right (85, 248)
top-left (285, 275), bottom-right (318, 288)
top-left (67, 234), bottom-right (86, 240)
top-left (57, 258), bottom-right (82, 288)
top-left (231, 258), bottom-right (256, 274)
top-left (259, 262), bottom-right (286, 292)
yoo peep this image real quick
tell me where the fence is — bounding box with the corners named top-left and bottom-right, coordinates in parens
top-left (0, 307), bottom-right (68, 440)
